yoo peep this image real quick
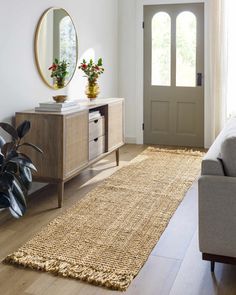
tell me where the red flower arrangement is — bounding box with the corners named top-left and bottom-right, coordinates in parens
top-left (78, 58), bottom-right (104, 84)
top-left (48, 58), bottom-right (69, 88)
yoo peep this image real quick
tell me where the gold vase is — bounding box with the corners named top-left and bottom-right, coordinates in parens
top-left (85, 82), bottom-right (100, 100)
top-left (55, 78), bottom-right (65, 89)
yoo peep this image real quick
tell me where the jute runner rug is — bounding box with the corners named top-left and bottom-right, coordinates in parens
top-left (3, 147), bottom-right (203, 291)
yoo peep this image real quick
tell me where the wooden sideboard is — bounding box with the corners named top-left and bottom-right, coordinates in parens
top-left (15, 98), bottom-right (124, 207)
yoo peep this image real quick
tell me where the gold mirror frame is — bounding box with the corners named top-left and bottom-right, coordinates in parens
top-left (35, 7), bottom-right (78, 90)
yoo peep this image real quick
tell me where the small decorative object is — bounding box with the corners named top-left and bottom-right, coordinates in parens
top-left (49, 59), bottom-right (69, 89)
top-left (85, 83), bottom-right (100, 100)
top-left (79, 58), bottom-right (104, 100)
top-left (0, 121), bottom-right (43, 218)
top-left (53, 95), bottom-right (68, 103)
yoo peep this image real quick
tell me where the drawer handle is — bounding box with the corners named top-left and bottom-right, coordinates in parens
top-left (94, 120), bottom-right (99, 124)
top-left (94, 138), bottom-right (98, 142)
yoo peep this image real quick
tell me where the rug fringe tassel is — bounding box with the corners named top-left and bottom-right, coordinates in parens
top-left (146, 146), bottom-right (206, 156)
top-left (3, 251), bottom-right (133, 291)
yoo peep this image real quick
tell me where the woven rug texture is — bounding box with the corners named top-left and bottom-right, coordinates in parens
top-left (3, 147), bottom-right (203, 291)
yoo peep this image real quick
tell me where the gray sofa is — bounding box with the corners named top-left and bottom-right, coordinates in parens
top-left (199, 118), bottom-right (236, 271)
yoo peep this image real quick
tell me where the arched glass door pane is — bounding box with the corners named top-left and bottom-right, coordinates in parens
top-left (152, 12), bottom-right (171, 86)
top-left (176, 11), bottom-right (197, 87)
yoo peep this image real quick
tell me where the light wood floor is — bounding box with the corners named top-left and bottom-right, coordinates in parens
top-left (0, 144), bottom-right (236, 295)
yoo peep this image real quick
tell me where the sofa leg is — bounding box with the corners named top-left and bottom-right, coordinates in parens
top-left (211, 261), bottom-right (215, 272)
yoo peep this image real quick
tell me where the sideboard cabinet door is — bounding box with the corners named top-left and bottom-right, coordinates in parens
top-left (64, 111), bottom-right (89, 178)
top-left (16, 113), bottom-right (64, 180)
top-left (108, 101), bottom-right (124, 151)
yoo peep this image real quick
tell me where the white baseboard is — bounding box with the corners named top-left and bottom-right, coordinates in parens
top-left (125, 137), bottom-right (137, 144)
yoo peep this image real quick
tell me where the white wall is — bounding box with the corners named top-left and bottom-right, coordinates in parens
top-left (0, 0), bottom-right (118, 123)
top-left (119, 0), bottom-right (212, 148)
top-left (118, 0), bottom-right (137, 143)
top-left (0, 0), bottom-right (213, 150)
top-left (0, 0), bottom-right (118, 191)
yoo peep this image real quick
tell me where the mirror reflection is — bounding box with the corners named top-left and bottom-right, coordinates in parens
top-left (35, 8), bottom-right (78, 89)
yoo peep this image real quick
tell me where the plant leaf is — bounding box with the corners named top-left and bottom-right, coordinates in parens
top-left (17, 121), bottom-right (31, 139)
top-left (0, 172), bottom-right (15, 191)
top-left (98, 58), bottom-right (103, 66)
top-left (7, 182), bottom-right (27, 218)
top-left (0, 193), bottom-right (10, 208)
top-left (10, 158), bottom-right (37, 172)
top-left (8, 197), bottom-right (24, 218)
top-left (12, 179), bottom-right (27, 208)
top-left (18, 142), bottom-right (43, 154)
top-left (17, 152), bottom-right (32, 162)
top-left (5, 161), bottom-right (18, 174)
top-left (0, 153), bottom-right (4, 165)
top-left (0, 136), bottom-right (6, 149)
top-left (19, 166), bottom-right (32, 190)
top-left (6, 150), bottom-right (18, 161)
top-left (1, 142), bottom-right (15, 158)
top-left (0, 123), bottom-right (18, 140)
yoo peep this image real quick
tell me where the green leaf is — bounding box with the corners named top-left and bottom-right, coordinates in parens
top-left (98, 58), bottom-right (103, 66)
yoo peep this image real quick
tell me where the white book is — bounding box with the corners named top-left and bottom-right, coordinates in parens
top-left (89, 111), bottom-right (101, 117)
top-left (90, 110), bottom-right (100, 115)
top-left (89, 112), bottom-right (101, 119)
top-left (35, 105), bottom-right (80, 113)
top-left (39, 100), bottom-right (78, 109)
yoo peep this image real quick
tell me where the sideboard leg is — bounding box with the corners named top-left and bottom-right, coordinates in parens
top-left (57, 181), bottom-right (64, 208)
top-left (116, 149), bottom-right (120, 166)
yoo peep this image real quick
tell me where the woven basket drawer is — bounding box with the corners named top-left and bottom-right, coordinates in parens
top-left (89, 116), bottom-right (105, 141)
top-left (89, 135), bottom-right (105, 161)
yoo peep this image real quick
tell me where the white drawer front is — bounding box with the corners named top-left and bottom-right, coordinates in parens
top-left (89, 136), bottom-right (105, 161)
top-left (89, 117), bottom-right (105, 141)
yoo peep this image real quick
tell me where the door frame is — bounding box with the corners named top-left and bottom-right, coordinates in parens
top-left (135, 0), bottom-right (211, 148)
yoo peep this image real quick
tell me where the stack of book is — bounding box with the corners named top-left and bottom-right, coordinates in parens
top-left (35, 100), bottom-right (80, 112)
top-left (89, 110), bottom-right (102, 121)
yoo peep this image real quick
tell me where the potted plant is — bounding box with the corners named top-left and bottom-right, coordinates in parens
top-left (49, 58), bottom-right (69, 89)
top-left (78, 58), bottom-right (104, 100)
top-left (0, 121), bottom-right (43, 218)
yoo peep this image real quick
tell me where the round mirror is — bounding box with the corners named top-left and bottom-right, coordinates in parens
top-left (35, 8), bottom-right (78, 89)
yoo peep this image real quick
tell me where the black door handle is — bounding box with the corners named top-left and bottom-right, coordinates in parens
top-left (197, 73), bottom-right (203, 86)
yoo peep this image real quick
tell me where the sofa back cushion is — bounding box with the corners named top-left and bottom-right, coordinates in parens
top-left (221, 136), bottom-right (236, 176)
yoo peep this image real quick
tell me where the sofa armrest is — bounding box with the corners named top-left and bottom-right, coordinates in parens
top-left (199, 175), bottom-right (236, 257)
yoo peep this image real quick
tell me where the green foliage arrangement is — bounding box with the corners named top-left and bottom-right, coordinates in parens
top-left (49, 59), bottom-right (69, 84)
top-left (78, 58), bottom-right (104, 84)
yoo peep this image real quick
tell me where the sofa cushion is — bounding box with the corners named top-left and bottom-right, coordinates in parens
top-left (221, 136), bottom-right (236, 176)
